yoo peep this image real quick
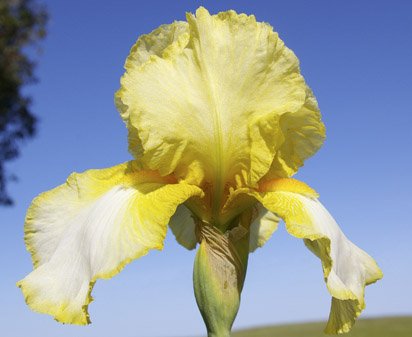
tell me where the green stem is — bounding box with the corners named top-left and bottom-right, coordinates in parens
top-left (193, 222), bottom-right (250, 337)
top-left (208, 332), bottom-right (231, 337)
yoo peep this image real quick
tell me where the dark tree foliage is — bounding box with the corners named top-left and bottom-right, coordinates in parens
top-left (0, 0), bottom-right (47, 205)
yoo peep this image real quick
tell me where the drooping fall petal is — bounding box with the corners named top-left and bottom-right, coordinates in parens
top-left (254, 179), bottom-right (382, 333)
top-left (17, 162), bottom-right (202, 324)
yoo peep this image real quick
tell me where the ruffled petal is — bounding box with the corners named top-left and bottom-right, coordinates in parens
top-left (17, 162), bottom-right (202, 325)
top-left (255, 179), bottom-right (382, 334)
top-left (115, 21), bottom-right (189, 159)
top-left (116, 7), bottom-right (322, 187)
top-left (263, 88), bottom-right (325, 179)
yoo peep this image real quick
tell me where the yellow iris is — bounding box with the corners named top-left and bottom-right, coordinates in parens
top-left (17, 7), bottom-right (382, 336)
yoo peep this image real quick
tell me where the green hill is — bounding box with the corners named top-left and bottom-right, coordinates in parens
top-left (231, 316), bottom-right (412, 337)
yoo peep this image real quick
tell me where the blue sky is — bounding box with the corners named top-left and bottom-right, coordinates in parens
top-left (1, 1), bottom-right (411, 336)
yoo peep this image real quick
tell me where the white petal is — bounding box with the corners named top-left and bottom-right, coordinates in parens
top-left (257, 187), bottom-right (382, 333)
top-left (18, 162), bottom-right (201, 324)
top-left (299, 197), bottom-right (383, 333)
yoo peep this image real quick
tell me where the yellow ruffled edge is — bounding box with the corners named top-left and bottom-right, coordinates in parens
top-left (187, 7), bottom-right (318, 187)
top-left (21, 162), bottom-right (171, 269)
top-left (255, 88), bottom-right (324, 182)
top-left (17, 162), bottom-right (196, 325)
top-left (116, 7), bottom-right (324, 186)
top-left (115, 21), bottom-right (190, 161)
top-left (115, 21), bottom-right (190, 121)
top-left (17, 164), bottom-right (154, 324)
top-left (246, 178), bottom-right (382, 334)
top-left (17, 246), bottom-right (152, 325)
top-left (22, 183), bottom-right (67, 270)
top-left (273, 203), bottom-right (382, 334)
top-left (259, 177), bottom-right (319, 198)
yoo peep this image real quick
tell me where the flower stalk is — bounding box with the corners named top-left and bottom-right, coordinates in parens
top-left (193, 213), bottom-right (251, 337)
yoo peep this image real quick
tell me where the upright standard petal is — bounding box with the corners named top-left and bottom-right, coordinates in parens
top-left (255, 178), bottom-right (382, 334)
top-left (116, 7), bottom-right (324, 190)
top-left (18, 162), bottom-right (202, 325)
top-left (115, 21), bottom-right (190, 159)
top-left (262, 88), bottom-right (325, 179)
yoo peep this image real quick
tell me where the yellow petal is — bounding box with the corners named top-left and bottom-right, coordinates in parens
top-left (254, 179), bottom-right (382, 333)
top-left (116, 7), bottom-right (323, 189)
top-left (115, 21), bottom-right (190, 159)
top-left (17, 162), bottom-right (202, 325)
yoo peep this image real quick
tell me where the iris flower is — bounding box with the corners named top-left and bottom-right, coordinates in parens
top-left (18, 7), bottom-right (382, 337)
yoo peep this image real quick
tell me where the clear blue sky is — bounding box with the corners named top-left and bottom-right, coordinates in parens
top-left (1, 1), bottom-right (411, 336)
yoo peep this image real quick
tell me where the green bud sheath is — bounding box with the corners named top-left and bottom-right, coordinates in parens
top-left (193, 219), bottom-right (250, 337)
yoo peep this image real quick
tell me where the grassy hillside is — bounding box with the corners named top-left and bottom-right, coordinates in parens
top-left (231, 316), bottom-right (412, 337)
